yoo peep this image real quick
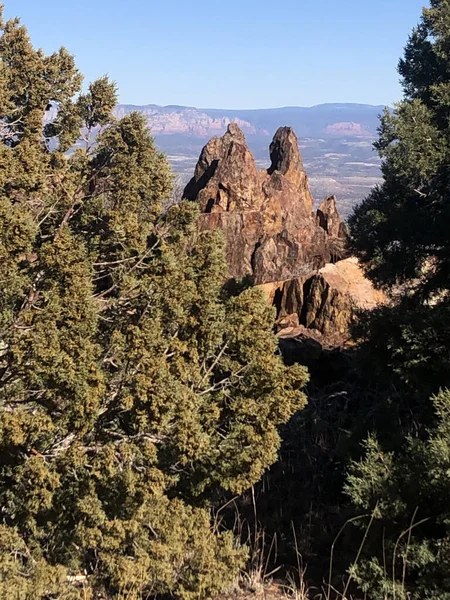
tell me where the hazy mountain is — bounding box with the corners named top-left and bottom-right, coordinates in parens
top-left (116, 102), bottom-right (384, 139)
top-left (115, 104), bottom-right (264, 137)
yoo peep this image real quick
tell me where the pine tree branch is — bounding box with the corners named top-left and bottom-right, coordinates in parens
top-left (197, 343), bottom-right (228, 389)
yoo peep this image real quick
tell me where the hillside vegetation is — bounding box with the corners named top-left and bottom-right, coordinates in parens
top-left (0, 6), bottom-right (307, 598)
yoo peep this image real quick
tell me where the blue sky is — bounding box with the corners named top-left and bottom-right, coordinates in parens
top-left (5, 0), bottom-right (426, 109)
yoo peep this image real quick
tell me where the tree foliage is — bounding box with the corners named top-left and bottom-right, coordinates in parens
top-left (343, 2), bottom-right (450, 597)
top-left (0, 6), bottom-right (308, 598)
top-left (349, 0), bottom-right (450, 298)
top-left (344, 390), bottom-right (450, 600)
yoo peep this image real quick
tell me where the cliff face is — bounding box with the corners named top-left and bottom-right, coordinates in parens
top-left (114, 105), bottom-right (267, 137)
top-left (184, 124), bottom-right (383, 343)
top-left (184, 124), bottom-right (347, 284)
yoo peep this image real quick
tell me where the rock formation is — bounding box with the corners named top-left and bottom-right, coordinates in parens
top-left (263, 257), bottom-right (386, 343)
top-left (316, 195), bottom-right (347, 239)
top-left (184, 124), bottom-right (347, 284)
top-left (185, 124), bottom-right (383, 342)
top-left (114, 105), bottom-right (266, 137)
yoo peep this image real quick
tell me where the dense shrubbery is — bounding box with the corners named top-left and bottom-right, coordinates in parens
top-left (0, 6), bottom-right (308, 598)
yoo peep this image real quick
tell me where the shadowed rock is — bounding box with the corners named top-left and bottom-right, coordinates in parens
top-left (317, 195), bottom-right (349, 238)
top-left (316, 195), bottom-right (349, 262)
top-left (263, 257), bottom-right (387, 343)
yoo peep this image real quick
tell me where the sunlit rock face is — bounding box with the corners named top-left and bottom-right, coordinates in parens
top-left (185, 124), bottom-right (384, 343)
top-left (184, 124), bottom-right (347, 284)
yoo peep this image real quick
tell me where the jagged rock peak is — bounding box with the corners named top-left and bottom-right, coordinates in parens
top-left (184, 124), bottom-right (347, 283)
top-left (183, 120), bottom-right (260, 213)
top-left (268, 126), bottom-right (304, 176)
top-left (225, 121), bottom-right (247, 143)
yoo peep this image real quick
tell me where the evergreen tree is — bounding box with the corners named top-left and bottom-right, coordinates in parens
top-left (347, 0), bottom-right (450, 405)
top-left (343, 3), bottom-right (450, 597)
top-left (0, 7), bottom-right (308, 598)
top-left (350, 0), bottom-right (450, 297)
top-left (345, 390), bottom-right (450, 600)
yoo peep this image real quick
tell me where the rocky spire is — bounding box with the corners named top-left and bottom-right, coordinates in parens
top-left (225, 121), bottom-right (247, 144)
top-left (268, 126), bottom-right (304, 175)
top-left (183, 123), bottom-right (261, 213)
top-left (267, 127), bottom-right (312, 214)
top-left (184, 124), bottom-right (347, 283)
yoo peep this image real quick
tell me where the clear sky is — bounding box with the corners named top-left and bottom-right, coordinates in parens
top-left (5, 0), bottom-right (427, 109)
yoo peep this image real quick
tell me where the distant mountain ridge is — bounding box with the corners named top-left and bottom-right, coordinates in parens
top-left (114, 104), bottom-right (265, 137)
top-left (115, 102), bottom-right (385, 140)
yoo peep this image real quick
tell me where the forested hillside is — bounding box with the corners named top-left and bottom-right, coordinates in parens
top-left (1, 1), bottom-right (450, 599)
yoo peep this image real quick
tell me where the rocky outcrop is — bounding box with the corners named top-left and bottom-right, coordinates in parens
top-left (317, 196), bottom-right (347, 238)
top-left (266, 257), bottom-right (386, 343)
top-left (185, 124), bottom-right (384, 344)
top-left (184, 124), bottom-right (347, 284)
top-left (184, 123), bottom-right (263, 214)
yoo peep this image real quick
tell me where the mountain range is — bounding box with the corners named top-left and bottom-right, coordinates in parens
top-left (115, 102), bottom-right (383, 139)
top-left (115, 102), bottom-right (386, 218)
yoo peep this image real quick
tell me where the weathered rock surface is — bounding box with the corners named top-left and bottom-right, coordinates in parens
top-left (317, 195), bottom-right (347, 238)
top-left (185, 124), bottom-right (383, 344)
top-left (184, 124), bottom-right (347, 284)
top-left (265, 257), bottom-right (386, 343)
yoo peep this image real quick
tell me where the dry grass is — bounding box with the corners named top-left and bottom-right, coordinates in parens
top-left (218, 581), bottom-right (310, 600)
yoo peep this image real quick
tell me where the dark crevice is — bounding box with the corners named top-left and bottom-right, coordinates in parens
top-left (299, 276), bottom-right (314, 327)
top-left (273, 287), bottom-right (283, 316)
top-left (205, 198), bottom-right (215, 213)
top-left (183, 159), bottom-right (219, 201)
top-left (250, 240), bottom-right (262, 276)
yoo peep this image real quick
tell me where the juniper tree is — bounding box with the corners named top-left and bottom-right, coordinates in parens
top-left (345, 390), bottom-right (450, 600)
top-left (347, 0), bottom-right (450, 394)
top-left (0, 6), bottom-right (308, 599)
top-left (342, 3), bottom-right (450, 597)
top-left (350, 0), bottom-right (450, 296)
